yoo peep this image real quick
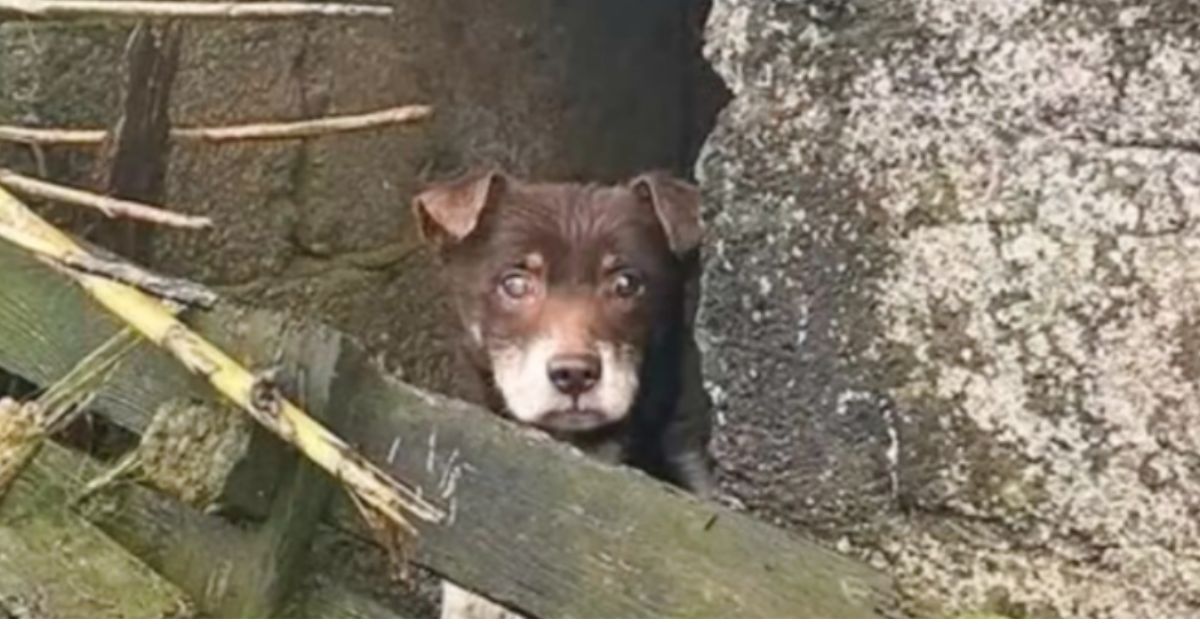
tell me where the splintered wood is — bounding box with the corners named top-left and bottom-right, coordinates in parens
top-left (0, 327), bottom-right (143, 497)
top-left (0, 399), bottom-right (39, 499)
top-left (0, 186), bottom-right (445, 546)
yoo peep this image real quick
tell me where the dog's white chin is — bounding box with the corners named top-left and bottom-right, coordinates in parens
top-left (490, 339), bottom-right (639, 432)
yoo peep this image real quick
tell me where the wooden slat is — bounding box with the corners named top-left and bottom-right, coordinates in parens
top-left (0, 528), bottom-right (189, 618)
top-left (226, 328), bottom-right (344, 617)
top-left (0, 240), bottom-right (896, 618)
top-left (0, 446), bottom-right (192, 617)
top-left (19, 440), bottom-right (419, 617)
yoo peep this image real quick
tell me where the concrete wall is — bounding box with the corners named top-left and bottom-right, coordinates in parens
top-left (699, 0), bottom-right (1200, 617)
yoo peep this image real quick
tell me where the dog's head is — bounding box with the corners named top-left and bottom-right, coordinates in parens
top-left (414, 170), bottom-right (701, 433)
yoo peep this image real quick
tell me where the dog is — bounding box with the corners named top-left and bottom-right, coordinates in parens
top-left (413, 169), bottom-right (714, 618)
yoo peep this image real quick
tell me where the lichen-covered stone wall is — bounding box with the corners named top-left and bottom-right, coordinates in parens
top-left (699, 0), bottom-right (1200, 617)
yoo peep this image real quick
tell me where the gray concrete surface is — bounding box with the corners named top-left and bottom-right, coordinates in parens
top-left (698, 0), bottom-right (1200, 617)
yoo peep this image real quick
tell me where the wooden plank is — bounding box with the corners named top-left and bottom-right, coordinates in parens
top-left (19, 439), bottom-right (420, 618)
top-left (0, 241), bottom-right (346, 616)
top-left (0, 447), bottom-right (193, 617)
top-left (285, 583), bottom-right (405, 619)
top-left (0, 244), bottom-right (207, 433)
top-left (18, 438), bottom-right (259, 616)
top-left (0, 240), bottom-right (897, 618)
top-left (0, 528), bottom-right (189, 618)
top-left (225, 328), bottom-right (344, 617)
top-left (333, 375), bottom-right (892, 618)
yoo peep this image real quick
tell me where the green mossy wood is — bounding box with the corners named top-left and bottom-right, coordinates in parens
top-left (0, 241), bottom-right (895, 618)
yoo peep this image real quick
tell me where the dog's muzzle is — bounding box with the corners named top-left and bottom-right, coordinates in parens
top-left (489, 339), bottom-right (640, 431)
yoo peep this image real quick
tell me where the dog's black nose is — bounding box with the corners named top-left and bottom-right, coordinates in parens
top-left (548, 353), bottom-right (601, 396)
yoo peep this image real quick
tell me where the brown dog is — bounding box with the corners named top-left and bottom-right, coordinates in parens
top-left (414, 169), bottom-right (714, 618)
top-left (414, 169), bottom-right (712, 490)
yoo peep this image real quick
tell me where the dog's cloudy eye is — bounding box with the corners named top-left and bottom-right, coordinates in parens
top-left (612, 271), bottom-right (644, 299)
top-left (499, 272), bottom-right (535, 300)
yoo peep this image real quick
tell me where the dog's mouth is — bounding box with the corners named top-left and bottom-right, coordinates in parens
top-left (532, 407), bottom-right (624, 432)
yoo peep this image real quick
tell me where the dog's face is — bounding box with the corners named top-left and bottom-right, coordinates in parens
top-left (414, 170), bottom-right (701, 433)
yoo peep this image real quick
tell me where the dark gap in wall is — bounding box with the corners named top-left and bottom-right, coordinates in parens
top-left (678, 0), bottom-right (731, 180)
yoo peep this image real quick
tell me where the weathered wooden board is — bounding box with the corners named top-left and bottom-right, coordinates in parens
top-left (284, 583), bottom-right (406, 619)
top-left (0, 240), bottom-right (897, 618)
top-left (0, 527), bottom-right (188, 618)
top-left (15, 439), bottom-right (418, 618)
top-left (0, 242), bottom-right (344, 617)
top-left (0, 445), bottom-right (193, 618)
top-left (217, 324), bottom-right (345, 617)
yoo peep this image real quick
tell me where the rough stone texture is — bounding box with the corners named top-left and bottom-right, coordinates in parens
top-left (699, 0), bottom-right (1200, 617)
top-left (0, 20), bottom-right (129, 235)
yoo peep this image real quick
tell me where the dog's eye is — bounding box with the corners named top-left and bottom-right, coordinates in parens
top-left (611, 271), bottom-right (644, 299)
top-left (499, 272), bottom-right (535, 300)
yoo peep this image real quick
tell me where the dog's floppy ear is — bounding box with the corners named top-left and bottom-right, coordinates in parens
top-left (631, 171), bottom-right (703, 256)
top-left (413, 169), bottom-right (506, 245)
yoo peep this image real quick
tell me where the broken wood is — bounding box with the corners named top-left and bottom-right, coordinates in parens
top-left (0, 186), bottom-right (443, 547)
top-left (0, 0), bottom-right (393, 20)
top-left (0, 238), bottom-right (898, 618)
top-left (96, 20), bottom-right (182, 262)
top-left (0, 221), bottom-right (217, 306)
top-left (0, 399), bottom-right (40, 499)
top-left (0, 168), bottom-right (211, 229)
top-left (0, 329), bottom-right (143, 497)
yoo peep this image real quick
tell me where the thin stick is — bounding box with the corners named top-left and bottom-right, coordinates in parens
top-left (0, 105), bottom-right (432, 147)
top-left (174, 105), bottom-right (433, 143)
top-left (0, 127), bottom-right (105, 145)
top-left (0, 0), bottom-right (393, 19)
top-left (58, 251), bottom-right (219, 308)
top-left (0, 169), bottom-right (211, 229)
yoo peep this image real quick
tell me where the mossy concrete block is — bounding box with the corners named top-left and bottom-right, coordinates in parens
top-left (0, 20), bottom-right (126, 125)
top-left (0, 20), bottom-right (127, 212)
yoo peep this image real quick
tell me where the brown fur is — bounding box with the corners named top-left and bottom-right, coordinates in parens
top-left (415, 169), bottom-right (712, 490)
